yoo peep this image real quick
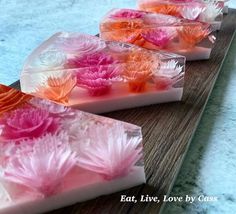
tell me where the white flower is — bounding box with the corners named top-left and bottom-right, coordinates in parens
top-left (199, 2), bottom-right (222, 22)
top-left (76, 123), bottom-right (143, 180)
top-left (2, 133), bottom-right (77, 197)
top-left (180, 6), bottom-right (205, 20)
top-left (38, 50), bottom-right (66, 68)
top-left (157, 60), bottom-right (183, 77)
top-left (57, 34), bottom-right (106, 54)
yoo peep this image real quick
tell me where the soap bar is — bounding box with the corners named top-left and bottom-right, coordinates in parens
top-left (100, 9), bottom-right (216, 61)
top-left (138, 0), bottom-right (223, 30)
top-left (0, 84), bottom-right (145, 214)
top-left (20, 32), bottom-right (185, 112)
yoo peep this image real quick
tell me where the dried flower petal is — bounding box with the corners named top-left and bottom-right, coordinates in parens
top-left (2, 133), bottom-right (77, 197)
top-left (77, 123), bottom-right (142, 180)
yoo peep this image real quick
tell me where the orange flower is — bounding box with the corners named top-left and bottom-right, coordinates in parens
top-left (123, 51), bottom-right (158, 93)
top-left (140, 3), bottom-right (181, 17)
top-left (177, 24), bottom-right (211, 47)
top-left (35, 74), bottom-right (76, 104)
top-left (100, 19), bottom-right (143, 32)
top-left (0, 84), bottom-right (32, 116)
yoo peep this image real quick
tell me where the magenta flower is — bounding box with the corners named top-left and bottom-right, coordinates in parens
top-left (66, 52), bottom-right (115, 69)
top-left (0, 107), bottom-right (59, 142)
top-left (76, 123), bottom-right (143, 180)
top-left (2, 133), bottom-right (77, 197)
top-left (110, 9), bottom-right (146, 19)
top-left (77, 65), bottom-right (121, 96)
top-left (141, 28), bottom-right (176, 48)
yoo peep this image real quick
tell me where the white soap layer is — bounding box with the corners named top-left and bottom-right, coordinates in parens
top-left (68, 82), bottom-right (183, 113)
top-left (0, 166), bottom-right (145, 214)
top-left (174, 47), bottom-right (212, 61)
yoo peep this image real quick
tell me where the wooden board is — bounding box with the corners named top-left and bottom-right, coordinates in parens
top-left (10, 9), bottom-right (236, 214)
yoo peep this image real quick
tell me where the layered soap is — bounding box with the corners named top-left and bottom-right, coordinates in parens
top-left (100, 9), bottom-right (215, 61)
top-left (20, 32), bottom-right (185, 113)
top-left (0, 84), bottom-right (145, 214)
top-left (138, 0), bottom-right (223, 30)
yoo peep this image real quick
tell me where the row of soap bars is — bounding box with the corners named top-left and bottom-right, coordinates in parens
top-left (0, 1), bottom-right (229, 214)
top-left (20, 0), bottom-right (228, 113)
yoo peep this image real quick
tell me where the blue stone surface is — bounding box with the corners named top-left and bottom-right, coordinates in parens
top-left (0, 1), bottom-right (235, 213)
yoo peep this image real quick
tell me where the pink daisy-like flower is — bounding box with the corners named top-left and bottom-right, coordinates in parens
top-left (65, 52), bottom-right (115, 69)
top-left (76, 123), bottom-right (143, 180)
top-left (0, 107), bottom-right (59, 142)
top-left (110, 9), bottom-right (146, 19)
top-left (141, 28), bottom-right (176, 48)
top-left (2, 133), bottom-right (77, 197)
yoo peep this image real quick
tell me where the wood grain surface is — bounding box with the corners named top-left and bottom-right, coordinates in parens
top-left (10, 9), bottom-right (236, 214)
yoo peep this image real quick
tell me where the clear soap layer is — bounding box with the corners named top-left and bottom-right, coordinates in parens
top-left (138, 0), bottom-right (224, 30)
top-left (100, 9), bottom-right (216, 61)
top-left (0, 84), bottom-right (145, 214)
top-left (20, 32), bottom-right (185, 112)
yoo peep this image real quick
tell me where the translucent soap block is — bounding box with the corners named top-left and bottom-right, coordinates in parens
top-left (20, 32), bottom-right (185, 113)
top-left (0, 84), bottom-right (145, 214)
top-left (138, 0), bottom-right (224, 30)
top-left (100, 8), bottom-right (216, 61)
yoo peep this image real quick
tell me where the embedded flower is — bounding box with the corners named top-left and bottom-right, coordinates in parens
top-left (65, 52), bottom-right (116, 69)
top-left (180, 6), bottom-right (205, 20)
top-left (110, 9), bottom-right (146, 19)
top-left (177, 24), bottom-right (212, 47)
top-left (35, 73), bottom-right (76, 104)
top-left (76, 123), bottom-right (142, 180)
top-left (57, 34), bottom-right (106, 54)
top-left (0, 107), bottom-right (59, 142)
top-left (0, 84), bottom-right (32, 116)
top-left (77, 65), bottom-right (121, 96)
top-left (38, 50), bottom-right (66, 68)
top-left (141, 28), bottom-right (176, 48)
top-left (123, 50), bottom-right (158, 92)
top-left (199, 2), bottom-right (222, 22)
top-left (154, 60), bottom-right (183, 90)
top-left (158, 60), bottom-right (183, 77)
top-left (144, 4), bottom-right (181, 17)
top-left (2, 133), bottom-right (77, 197)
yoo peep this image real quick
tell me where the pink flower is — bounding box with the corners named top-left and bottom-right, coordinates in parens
top-left (141, 28), bottom-right (176, 48)
top-left (66, 52), bottom-right (115, 69)
top-left (77, 66), bottom-right (121, 96)
top-left (0, 107), bottom-right (59, 142)
top-left (110, 9), bottom-right (146, 19)
top-left (2, 133), bottom-right (77, 197)
top-left (76, 123), bottom-right (143, 180)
